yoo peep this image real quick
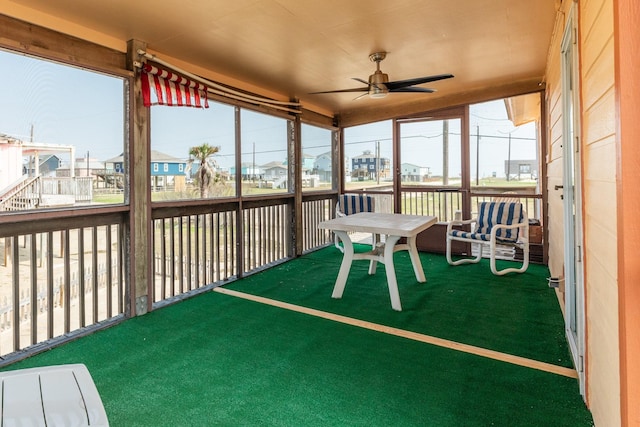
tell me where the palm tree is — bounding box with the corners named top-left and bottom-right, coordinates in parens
top-left (187, 144), bottom-right (220, 198)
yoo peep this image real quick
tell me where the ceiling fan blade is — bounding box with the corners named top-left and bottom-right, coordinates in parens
top-left (309, 86), bottom-right (369, 94)
top-left (385, 74), bottom-right (454, 91)
top-left (353, 93), bottom-right (370, 101)
top-left (352, 77), bottom-right (370, 86)
top-left (389, 87), bottom-right (436, 93)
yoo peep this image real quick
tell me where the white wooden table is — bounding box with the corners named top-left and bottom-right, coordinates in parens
top-left (318, 212), bottom-right (437, 311)
top-left (0, 364), bottom-right (109, 426)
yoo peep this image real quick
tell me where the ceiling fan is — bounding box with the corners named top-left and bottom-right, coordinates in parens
top-left (310, 52), bottom-right (454, 99)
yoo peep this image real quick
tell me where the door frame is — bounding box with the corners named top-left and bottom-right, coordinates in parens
top-left (560, 4), bottom-right (586, 396)
top-left (394, 107), bottom-right (469, 253)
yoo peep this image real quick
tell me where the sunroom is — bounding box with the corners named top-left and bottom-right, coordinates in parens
top-left (0, 1), bottom-right (638, 426)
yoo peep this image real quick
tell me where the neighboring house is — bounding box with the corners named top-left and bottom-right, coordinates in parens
top-left (107, 150), bottom-right (188, 190)
top-left (314, 152), bottom-right (332, 182)
top-left (230, 163), bottom-right (262, 180)
top-left (107, 150), bottom-right (187, 177)
top-left (150, 151), bottom-right (187, 178)
top-left (401, 163), bottom-right (431, 182)
top-left (23, 154), bottom-right (62, 177)
top-left (262, 161), bottom-right (287, 181)
top-left (301, 153), bottom-right (315, 174)
top-left (258, 161), bottom-right (288, 189)
top-left (351, 150), bottom-right (391, 180)
top-left (1, 137), bottom-right (87, 207)
top-left (1, 135), bottom-right (76, 193)
top-left (55, 157), bottom-right (105, 178)
top-left (504, 159), bottom-right (537, 180)
top-left (0, 135), bottom-right (24, 190)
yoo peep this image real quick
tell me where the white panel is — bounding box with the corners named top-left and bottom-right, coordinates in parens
top-left (2, 374), bottom-right (46, 427)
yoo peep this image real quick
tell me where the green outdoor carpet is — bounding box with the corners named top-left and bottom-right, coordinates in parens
top-left (229, 246), bottom-right (573, 368)
top-left (2, 247), bottom-right (594, 426)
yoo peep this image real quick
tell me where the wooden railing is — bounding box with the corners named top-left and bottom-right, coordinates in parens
top-left (150, 193), bottom-right (336, 306)
top-left (301, 194), bottom-right (334, 253)
top-left (0, 176), bottom-right (40, 212)
top-left (41, 177), bottom-right (93, 203)
top-left (152, 209), bottom-right (237, 302)
top-left (0, 186), bottom-right (542, 362)
top-left (400, 187), bottom-right (541, 222)
top-left (0, 176), bottom-right (94, 211)
top-left (400, 189), bottom-right (462, 221)
top-left (0, 209), bottom-right (127, 361)
top-left (150, 196), bottom-right (298, 306)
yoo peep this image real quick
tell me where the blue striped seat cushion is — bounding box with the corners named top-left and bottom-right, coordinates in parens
top-left (451, 202), bottom-right (523, 243)
top-left (339, 194), bottom-right (374, 215)
top-left (450, 230), bottom-right (493, 242)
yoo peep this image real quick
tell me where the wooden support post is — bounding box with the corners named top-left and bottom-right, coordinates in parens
top-left (127, 39), bottom-right (151, 316)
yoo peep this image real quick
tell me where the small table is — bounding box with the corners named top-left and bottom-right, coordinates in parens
top-left (0, 364), bottom-right (109, 426)
top-left (318, 212), bottom-right (437, 311)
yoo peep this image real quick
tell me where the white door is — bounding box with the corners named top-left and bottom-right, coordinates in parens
top-left (561, 6), bottom-right (586, 396)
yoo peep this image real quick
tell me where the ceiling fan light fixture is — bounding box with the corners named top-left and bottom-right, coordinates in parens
top-left (308, 51), bottom-right (453, 100)
top-left (369, 87), bottom-right (389, 98)
top-left (368, 69), bottom-right (389, 98)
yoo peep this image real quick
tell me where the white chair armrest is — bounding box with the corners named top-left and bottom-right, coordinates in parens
top-left (490, 221), bottom-right (529, 243)
top-left (446, 217), bottom-right (477, 233)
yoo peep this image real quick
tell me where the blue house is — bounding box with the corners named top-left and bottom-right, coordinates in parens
top-left (351, 150), bottom-right (391, 180)
top-left (106, 150), bottom-right (187, 190)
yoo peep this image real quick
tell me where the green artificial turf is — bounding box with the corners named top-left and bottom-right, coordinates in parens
top-left (2, 247), bottom-right (594, 426)
top-left (229, 246), bottom-right (573, 368)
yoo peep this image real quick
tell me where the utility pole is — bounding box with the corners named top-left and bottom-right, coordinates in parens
top-left (376, 141), bottom-right (380, 185)
top-left (443, 120), bottom-right (449, 185)
top-left (476, 125), bottom-right (480, 185)
top-left (507, 133), bottom-right (512, 181)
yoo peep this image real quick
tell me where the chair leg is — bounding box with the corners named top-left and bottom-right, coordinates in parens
top-left (446, 236), bottom-right (483, 265)
top-left (334, 233), bottom-right (344, 253)
top-left (490, 243), bottom-right (530, 275)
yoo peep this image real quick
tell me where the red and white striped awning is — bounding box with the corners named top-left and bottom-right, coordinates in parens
top-left (141, 63), bottom-right (209, 108)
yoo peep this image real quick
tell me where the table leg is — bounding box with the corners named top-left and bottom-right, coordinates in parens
top-left (331, 230), bottom-right (354, 299)
top-left (368, 239), bottom-right (382, 275)
top-left (406, 236), bottom-right (426, 282)
top-left (383, 235), bottom-right (402, 311)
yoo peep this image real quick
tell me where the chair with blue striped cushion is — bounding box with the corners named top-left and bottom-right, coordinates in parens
top-left (445, 201), bottom-right (529, 275)
top-left (334, 194), bottom-right (377, 252)
top-left (337, 194), bottom-right (375, 216)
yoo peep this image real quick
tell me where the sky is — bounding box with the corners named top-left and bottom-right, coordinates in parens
top-left (0, 50), bottom-right (124, 160)
top-left (1, 48), bottom-right (537, 179)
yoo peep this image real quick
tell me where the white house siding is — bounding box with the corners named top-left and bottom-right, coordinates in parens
top-left (0, 142), bottom-right (22, 189)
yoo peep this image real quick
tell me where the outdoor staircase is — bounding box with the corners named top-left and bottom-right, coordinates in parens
top-left (0, 176), bottom-right (40, 211)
